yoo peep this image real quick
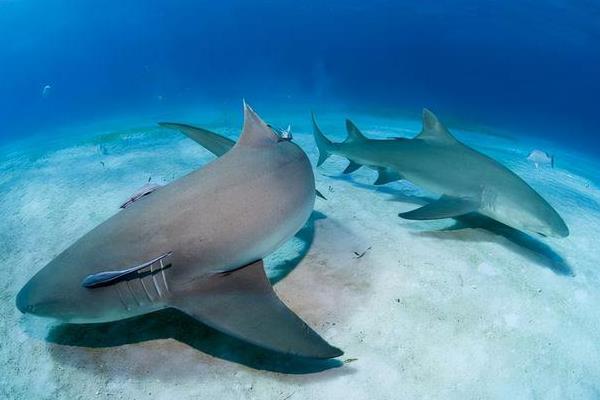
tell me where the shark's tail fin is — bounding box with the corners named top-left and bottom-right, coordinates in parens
top-left (311, 113), bottom-right (334, 166)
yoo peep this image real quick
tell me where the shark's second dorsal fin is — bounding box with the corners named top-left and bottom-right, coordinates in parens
top-left (345, 119), bottom-right (368, 143)
top-left (236, 101), bottom-right (279, 147)
top-left (416, 109), bottom-right (457, 144)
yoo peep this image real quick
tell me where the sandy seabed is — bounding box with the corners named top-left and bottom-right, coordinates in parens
top-left (1, 109), bottom-right (600, 399)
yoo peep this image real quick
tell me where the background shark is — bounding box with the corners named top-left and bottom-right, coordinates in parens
top-left (16, 103), bottom-right (342, 359)
top-left (312, 109), bottom-right (569, 238)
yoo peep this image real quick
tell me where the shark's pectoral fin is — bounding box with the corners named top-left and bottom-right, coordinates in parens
top-left (158, 122), bottom-right (235, 157)
top-left (171, 259), bottom-right (343, 359)
top-left (374, 168), bottom-right (402, 185)
top-left (399, 195), bottom-right (479, 220)
top-left (343, 160), bottom-right (362, 174)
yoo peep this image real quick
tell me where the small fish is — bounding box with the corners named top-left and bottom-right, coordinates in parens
top-left (527, 149), bottom-right (554, 168)
top-left (120, 183), bottom-right (162, 209)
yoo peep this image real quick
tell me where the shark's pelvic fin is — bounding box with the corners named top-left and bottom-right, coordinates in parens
top-left (312, 113), bottom-right (334, 167)
top-left (158, 122), bottom-right (234, 157)
top-left (416, 109), bottom-right (458, 144)
top-left (374, 168), bottom-right (402, 185)
top-left (81, 252), bottom-right (173, 288)
top-left (236, 101), bottom-right (279, 147)
top-left (345, 119), bottom-right (368, 143)
top-left (171, 259), bottom-right (343, 359)
top-left (343, 160), bottom-right (363, 174)
top-left (399, 195), bottom-right (478, 220)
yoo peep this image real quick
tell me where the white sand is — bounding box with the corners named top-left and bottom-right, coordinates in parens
top-left (1, 110), bottom-right (600, 399)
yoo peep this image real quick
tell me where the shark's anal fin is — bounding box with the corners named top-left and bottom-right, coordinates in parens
top-left (399, 195), bottom-right (479, 220)
top-left (343, 160), bottom-right (362, 174)
top-left (374, 168), bottom-right (402, 185)
top-left (171, 259), bottom-right (343, 359)
top-left (82, 252), bottom-right (173, 288)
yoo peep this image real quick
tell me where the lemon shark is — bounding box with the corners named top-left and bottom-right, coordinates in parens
top-left (16, 103), bottom-right (342, 359)
top-left (312, 109), bottom-right (569, 238)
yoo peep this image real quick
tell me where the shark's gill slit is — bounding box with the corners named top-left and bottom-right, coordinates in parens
top-left (115, 285), bottom-right (129, 311)
top-left (160, 259), bottom-right (170, 293)
top-left (139, 273), bottom-right (155, 302)
top-left (150, 262), bottom-right (163, 298)
top-left (125, 281), bottom-right (141, 307)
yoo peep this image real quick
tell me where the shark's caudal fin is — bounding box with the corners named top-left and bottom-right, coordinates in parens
top-left (171, 260), bottom-right (343, 359)
top-left (236, 101), bottom-right (280, 147)
top-left (158, 122), bottom-right (234, 157)
top-left (312, 113), bottom-right (335, 167)
top-left (415, 109), bottom-right (458, 144)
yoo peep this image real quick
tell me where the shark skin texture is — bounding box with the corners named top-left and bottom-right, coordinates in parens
top-left (16, 102), bottom-right (343, 359)
top-left (312, 109), bottom-right (568, 238)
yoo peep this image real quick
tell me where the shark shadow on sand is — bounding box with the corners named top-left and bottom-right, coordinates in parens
top-left (45, 211), bottom-right (343, 374)
top-left (328, 173), bottom-right (573, 276)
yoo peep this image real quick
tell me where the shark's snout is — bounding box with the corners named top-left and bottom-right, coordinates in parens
top-left (16, 278), bottom-right (53, 317)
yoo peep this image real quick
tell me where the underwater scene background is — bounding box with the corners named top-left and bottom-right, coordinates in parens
top-left (1, 1), bottom-right (600, 399)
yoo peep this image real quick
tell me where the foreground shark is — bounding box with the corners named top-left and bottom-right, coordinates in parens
top-left (16, 103), bottom-right (342, 359)
top-left (312, 109), bottom-right (568, 238)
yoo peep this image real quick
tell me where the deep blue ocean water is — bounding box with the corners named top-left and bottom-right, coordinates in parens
top-left (1, 0), bottom-right (599, 154)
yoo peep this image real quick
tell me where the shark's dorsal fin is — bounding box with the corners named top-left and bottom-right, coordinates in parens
top-left (416, 109), bottom-right (457, 144)
top-left (236, 101), bottom-right (279, 147)
top-left (398, 195), bottom-right (478, 220)
top-left (345, 119), bottom-right (368, 143)
top-left (171, 259), bottom-right (343, 358)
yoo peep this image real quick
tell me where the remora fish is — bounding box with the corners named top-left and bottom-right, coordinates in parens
top-left (312, 109), bottom-right (568, 238)
top-left (16, 103), bottom-right (342, 359)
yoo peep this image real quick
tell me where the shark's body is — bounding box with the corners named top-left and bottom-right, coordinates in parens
top-left (16, 104), bottom-right (342, 359)
top-left (313, 109), bottom-right (568, 238)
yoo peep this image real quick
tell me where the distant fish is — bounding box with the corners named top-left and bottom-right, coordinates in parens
top-left (42, 84), bottom-right (52, 98)
top-left (527, 149), bottom-right (554, 168)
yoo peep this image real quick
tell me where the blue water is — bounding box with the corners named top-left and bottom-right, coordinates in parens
top-left (1, 1), bottom-right (599, 155)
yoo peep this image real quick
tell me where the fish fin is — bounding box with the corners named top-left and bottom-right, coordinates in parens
top-left (236, 101), bottom-right (279, 147)
top-left (415, 109), bottom-right (458, 144)
top-left (374, 168), bottom-right (402, 185)
top-left (82, 252), bottom-right (173, 288)
top-left (399, 195), bottom-right (478, 220)
top-left (158, 122), bottom-right (234, 157)
top-left (312, 112), bottom-right (334, 167)
top-left (316, 189), bottom-right (327, 200)
top-left (344, 119), bottom-right (368, 143)
top-left (343, 160), bottom-right (362, 174)
top-left (120, 183), bottom-right (162, 209)
top-left (171, 259), bottom-right (342, 358)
